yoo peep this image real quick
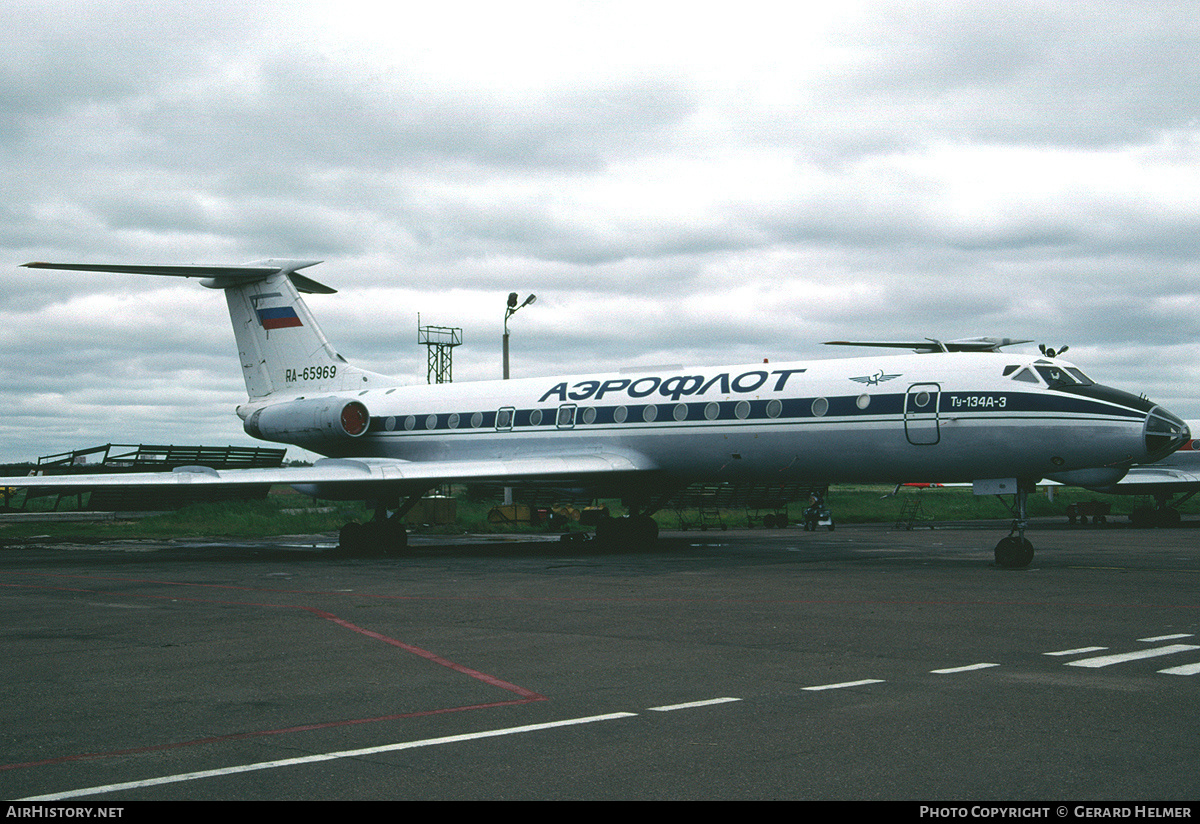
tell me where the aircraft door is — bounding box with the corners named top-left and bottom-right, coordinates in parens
top-left (904, 383), bottom-right (941, 445)
top-left (556, 404), bottom-right (577, 429)
top-left (495, 406), bottom-right (515, 431)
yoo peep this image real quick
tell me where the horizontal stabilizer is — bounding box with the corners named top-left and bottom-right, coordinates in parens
top-left (21, 260), bottom-right (336, 294)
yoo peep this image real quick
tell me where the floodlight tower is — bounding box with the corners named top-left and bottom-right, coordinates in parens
top-left (418, 316), bottom-right (463, 384)
top-left (503, 292), bottom-right (536, 379)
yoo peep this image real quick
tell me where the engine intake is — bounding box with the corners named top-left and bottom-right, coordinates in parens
top-left (244, 398), bottom-right (370, 443)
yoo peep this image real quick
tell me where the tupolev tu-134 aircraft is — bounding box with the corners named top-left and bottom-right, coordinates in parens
top-left (2, 259), bottom-right (1190, 568)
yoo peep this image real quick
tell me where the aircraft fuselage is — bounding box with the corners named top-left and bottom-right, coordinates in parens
top-left (238, 351), bottom-right (1178, 489)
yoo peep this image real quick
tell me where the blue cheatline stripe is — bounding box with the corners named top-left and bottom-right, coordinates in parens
top-left (365, 391), bottom-right (1144, 435)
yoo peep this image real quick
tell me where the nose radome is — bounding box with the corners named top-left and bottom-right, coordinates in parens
top-left (1144, 407), bottom-right (1190, 462)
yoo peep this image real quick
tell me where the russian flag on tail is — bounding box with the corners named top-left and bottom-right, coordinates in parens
top-left (256, 306), bottom-right (303, 329)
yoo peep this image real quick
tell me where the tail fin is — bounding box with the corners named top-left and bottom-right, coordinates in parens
top-left (22, 259), bottom-right (400, 399)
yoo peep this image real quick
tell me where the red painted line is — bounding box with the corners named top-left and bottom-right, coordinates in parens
top-left (0, 579), bottom-right (548, 774)
top-left (3, 576), bottom-right (546, 696)
top-left (303, 608), bottom-right (546, 700)
top-left (2, 580), bottom-right (546, 699)
top-left (3, 586), bottom-right (545, 695)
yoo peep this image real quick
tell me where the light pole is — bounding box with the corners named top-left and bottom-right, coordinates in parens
top-left (502, 292), bottom-right (536, 379)
top-left (502, 292), bottom-right (535, 508)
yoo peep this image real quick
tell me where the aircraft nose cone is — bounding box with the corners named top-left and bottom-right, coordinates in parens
top-left (1144, 406), bottom-right (1189, 462)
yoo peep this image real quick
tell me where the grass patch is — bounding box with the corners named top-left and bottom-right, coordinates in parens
top-left (0, 497), bottom-right (369, 543)
top-left (0, 483), bottom-right (1191, 543)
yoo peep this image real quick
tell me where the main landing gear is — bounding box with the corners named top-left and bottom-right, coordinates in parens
top-left (337, 492), bottom-right (422, 556)
top-left (595, 513), bottom-right (662, 544)
top-left (994, 481), bottom-right (1035, 569)
top-left (1129, 491), bottom-right (1194, 527)
top-left (339, 517), bottom-right (407, 556)
top-left (589, 492), bottom-right (673, 547)
top-left (593, 513), bottom-right (660, 545)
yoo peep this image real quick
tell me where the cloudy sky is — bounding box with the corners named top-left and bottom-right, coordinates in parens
top-left (2, 0), bottom-right (1200, 464)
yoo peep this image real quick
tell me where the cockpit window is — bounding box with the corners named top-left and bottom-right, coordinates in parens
top-left (1010, 367), bottom-right (1040, 384)
top-left (1065, 367), bottom-right (1094, 385)
top-left (1035, 365), bottom-right (1094, 388)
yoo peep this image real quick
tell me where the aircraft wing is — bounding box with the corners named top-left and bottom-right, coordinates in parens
top-left (1090, 465), bottom-right (1200, 494)
top-left (1083, 434), bottom-right (1200, 495)
top-left (0, 451), bottom-right (658, 495)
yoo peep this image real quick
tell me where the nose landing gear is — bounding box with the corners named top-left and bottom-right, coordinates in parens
top-left (993, 480), bottom-right (1035, 569)
top-left (994, 534), bottom-right (1034, 568)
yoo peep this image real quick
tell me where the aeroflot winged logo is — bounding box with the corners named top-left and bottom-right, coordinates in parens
top-left (849, 370), bottom-right (901, 386)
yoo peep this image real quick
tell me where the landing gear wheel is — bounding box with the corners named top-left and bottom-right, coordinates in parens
top-left (339, 521), bottom-right (366, 553)
top-left (594, 516), bottom-right (621, 546)
top-left (994, 536), bottom-right (1034, 569)
top-left (338, 519), bottom-right (408, 556)
top-left (594, 514), bottom-right (660, 547)
top-left (631, 514), bottom-right (659, 542)
top-left (1160, 508), bottom-right (1182, 527)
top-left (375, 519), bottom-right (409, 556)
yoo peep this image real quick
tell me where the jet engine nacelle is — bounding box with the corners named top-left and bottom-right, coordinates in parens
top-left (243, 397), bottom-right (370, 443)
